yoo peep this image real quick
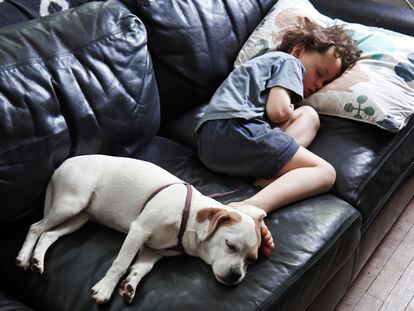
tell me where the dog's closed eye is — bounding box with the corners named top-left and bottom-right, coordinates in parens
top-left (225, 239), bottom-right (237, 252)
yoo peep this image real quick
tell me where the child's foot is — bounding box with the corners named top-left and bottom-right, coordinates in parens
top-left (228, 202), bottom-right (274, 256)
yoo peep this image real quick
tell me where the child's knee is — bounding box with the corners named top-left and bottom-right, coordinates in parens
top-left (295, 105), bottom-right (320, 130)
top-left (301, 105), bottom-right (320, 129)
top-left (321, 161), bottom-right (336, 190)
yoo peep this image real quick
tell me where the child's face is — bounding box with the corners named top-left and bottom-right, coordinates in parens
top-left (292, 45), bottom-right (342, 97)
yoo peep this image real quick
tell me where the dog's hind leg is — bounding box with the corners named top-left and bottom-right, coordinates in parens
top-left (30, 211), bottom-right (89, 274)
top-left (16, 188), bottom-right (96, 271)
top-left (16, 217), bottom-right (61, 271)
top-left (119, 246), bottom-right (162, 304)
top-left (91, 219), bottom-right (150, 304)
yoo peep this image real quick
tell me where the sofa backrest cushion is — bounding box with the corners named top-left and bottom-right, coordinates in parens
top-left (137, 0), bottom-right (278, 120)
top-left (0, 0), bottom-right (159, 222)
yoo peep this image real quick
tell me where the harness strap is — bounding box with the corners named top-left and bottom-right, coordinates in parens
top-left (142, 182), bottom-right (192, 253)
top-left (142, 183), bottom-right (180, 207)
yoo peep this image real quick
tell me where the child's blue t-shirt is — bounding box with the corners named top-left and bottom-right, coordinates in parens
top-left (195, 51), bottom-right (305, 133)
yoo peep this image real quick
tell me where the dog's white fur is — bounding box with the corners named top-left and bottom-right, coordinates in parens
top-left (16, 155), bottom-right (266, 304)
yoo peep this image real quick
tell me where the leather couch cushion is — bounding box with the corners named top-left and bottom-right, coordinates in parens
top-left (136, 0), bottom-right (278, 120)
top-left (0, 136), bottom-right (361, 311)
top-left (161, 107), bottom-right (414, 231)
top-left (0, 0), bottom-right (159, 222)
top-left (311, 116), bottom-right (414, 231)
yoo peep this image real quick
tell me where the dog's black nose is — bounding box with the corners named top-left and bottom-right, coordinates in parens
top-left (224, 267), bottom-right (242, 285)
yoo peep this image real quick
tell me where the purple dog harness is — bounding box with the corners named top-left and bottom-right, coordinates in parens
top-left (142, 182), bottom-right (193, 252)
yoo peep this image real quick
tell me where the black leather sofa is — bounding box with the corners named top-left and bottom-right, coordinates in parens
top-left (0, 0), bottom-right (413, 310)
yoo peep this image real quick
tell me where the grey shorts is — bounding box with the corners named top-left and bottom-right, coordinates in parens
top-left (197, 118), bottom-right (300, 179)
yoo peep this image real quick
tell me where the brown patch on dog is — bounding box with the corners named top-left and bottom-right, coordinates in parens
top-left (196, 207), bottom-right (241, 239)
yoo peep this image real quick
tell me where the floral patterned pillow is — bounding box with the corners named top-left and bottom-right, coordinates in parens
top-left (234, 0), bottom-right (414, 132)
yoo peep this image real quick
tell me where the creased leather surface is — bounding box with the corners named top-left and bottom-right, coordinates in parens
top-left (0, 136), bottom-right (361, 311)
top-left (0, 0), bottom-right (159, 222)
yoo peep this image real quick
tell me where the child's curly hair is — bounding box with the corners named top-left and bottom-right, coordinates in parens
top-left (277, 24), bottom-right (362, 73)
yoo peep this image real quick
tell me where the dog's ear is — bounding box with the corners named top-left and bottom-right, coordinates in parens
top-left (235, 205), bottom-right (266, 222)
top-left (195, 207), bottom-right (241, 241)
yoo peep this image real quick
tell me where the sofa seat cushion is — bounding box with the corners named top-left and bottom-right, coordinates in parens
top-left (311, 116), bottom-right (414, 230)
top-left (0, 136), bottom-right (361, 311)
top-left (160, 106), bottom-right (414, 231)
top-left (0, 0), bottom-right (159, 222)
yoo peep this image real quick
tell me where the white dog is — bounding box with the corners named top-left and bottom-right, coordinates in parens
top-left (16, 155), bottom-right (266, 304)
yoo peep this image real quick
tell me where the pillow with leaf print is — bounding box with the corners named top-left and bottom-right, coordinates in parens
top-left (234, 0), bottom-right (414, 132)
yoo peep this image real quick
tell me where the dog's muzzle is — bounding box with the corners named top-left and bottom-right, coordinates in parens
top-left (218, 266), bottom-right (243, 285)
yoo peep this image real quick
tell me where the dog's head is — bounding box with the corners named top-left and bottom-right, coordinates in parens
top-left (194, 205), bottom-right (266, 285)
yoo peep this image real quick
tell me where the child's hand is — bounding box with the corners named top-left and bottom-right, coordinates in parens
top-left (228, 201), bottom-right (274, 256)
top-left (260, 221), bottom-right (274, 257)
top-left (270, 105), bottom-right (295, 131)
top-left (265, 87), bottom-right (293, 124)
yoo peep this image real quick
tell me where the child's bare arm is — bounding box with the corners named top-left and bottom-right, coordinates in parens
top-left (265, 87), bottom-right (294, 124)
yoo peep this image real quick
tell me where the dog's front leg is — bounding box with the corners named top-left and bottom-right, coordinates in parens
top-left (119, 246), bottom-right (163, 304)
top-left (91, 220), bottom-right (149, 304)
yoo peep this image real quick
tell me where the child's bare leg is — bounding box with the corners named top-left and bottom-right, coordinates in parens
top-left (232, 147), bottom-right (336, 255)
top-left (244, 147), bottom-right (335, 212)
top-left (239, 106), bottom-right (323, 255)
top-left (276, 106), bottom-right (320, 148)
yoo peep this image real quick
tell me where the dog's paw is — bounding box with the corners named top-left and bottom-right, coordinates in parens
top-left (15, 255), bottom-right (31, 271)
top-left (30, 257), bottom-right (44, 274)
top-left (119, 278), bottom-right (136, 304)
top-left (91, 279), bottom-right (114, 304)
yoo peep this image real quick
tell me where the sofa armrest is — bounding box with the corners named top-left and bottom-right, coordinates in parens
top-left (311, 0), bottom-right (414, 36)
top-left (0, 0), bottom-right (160, 222)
